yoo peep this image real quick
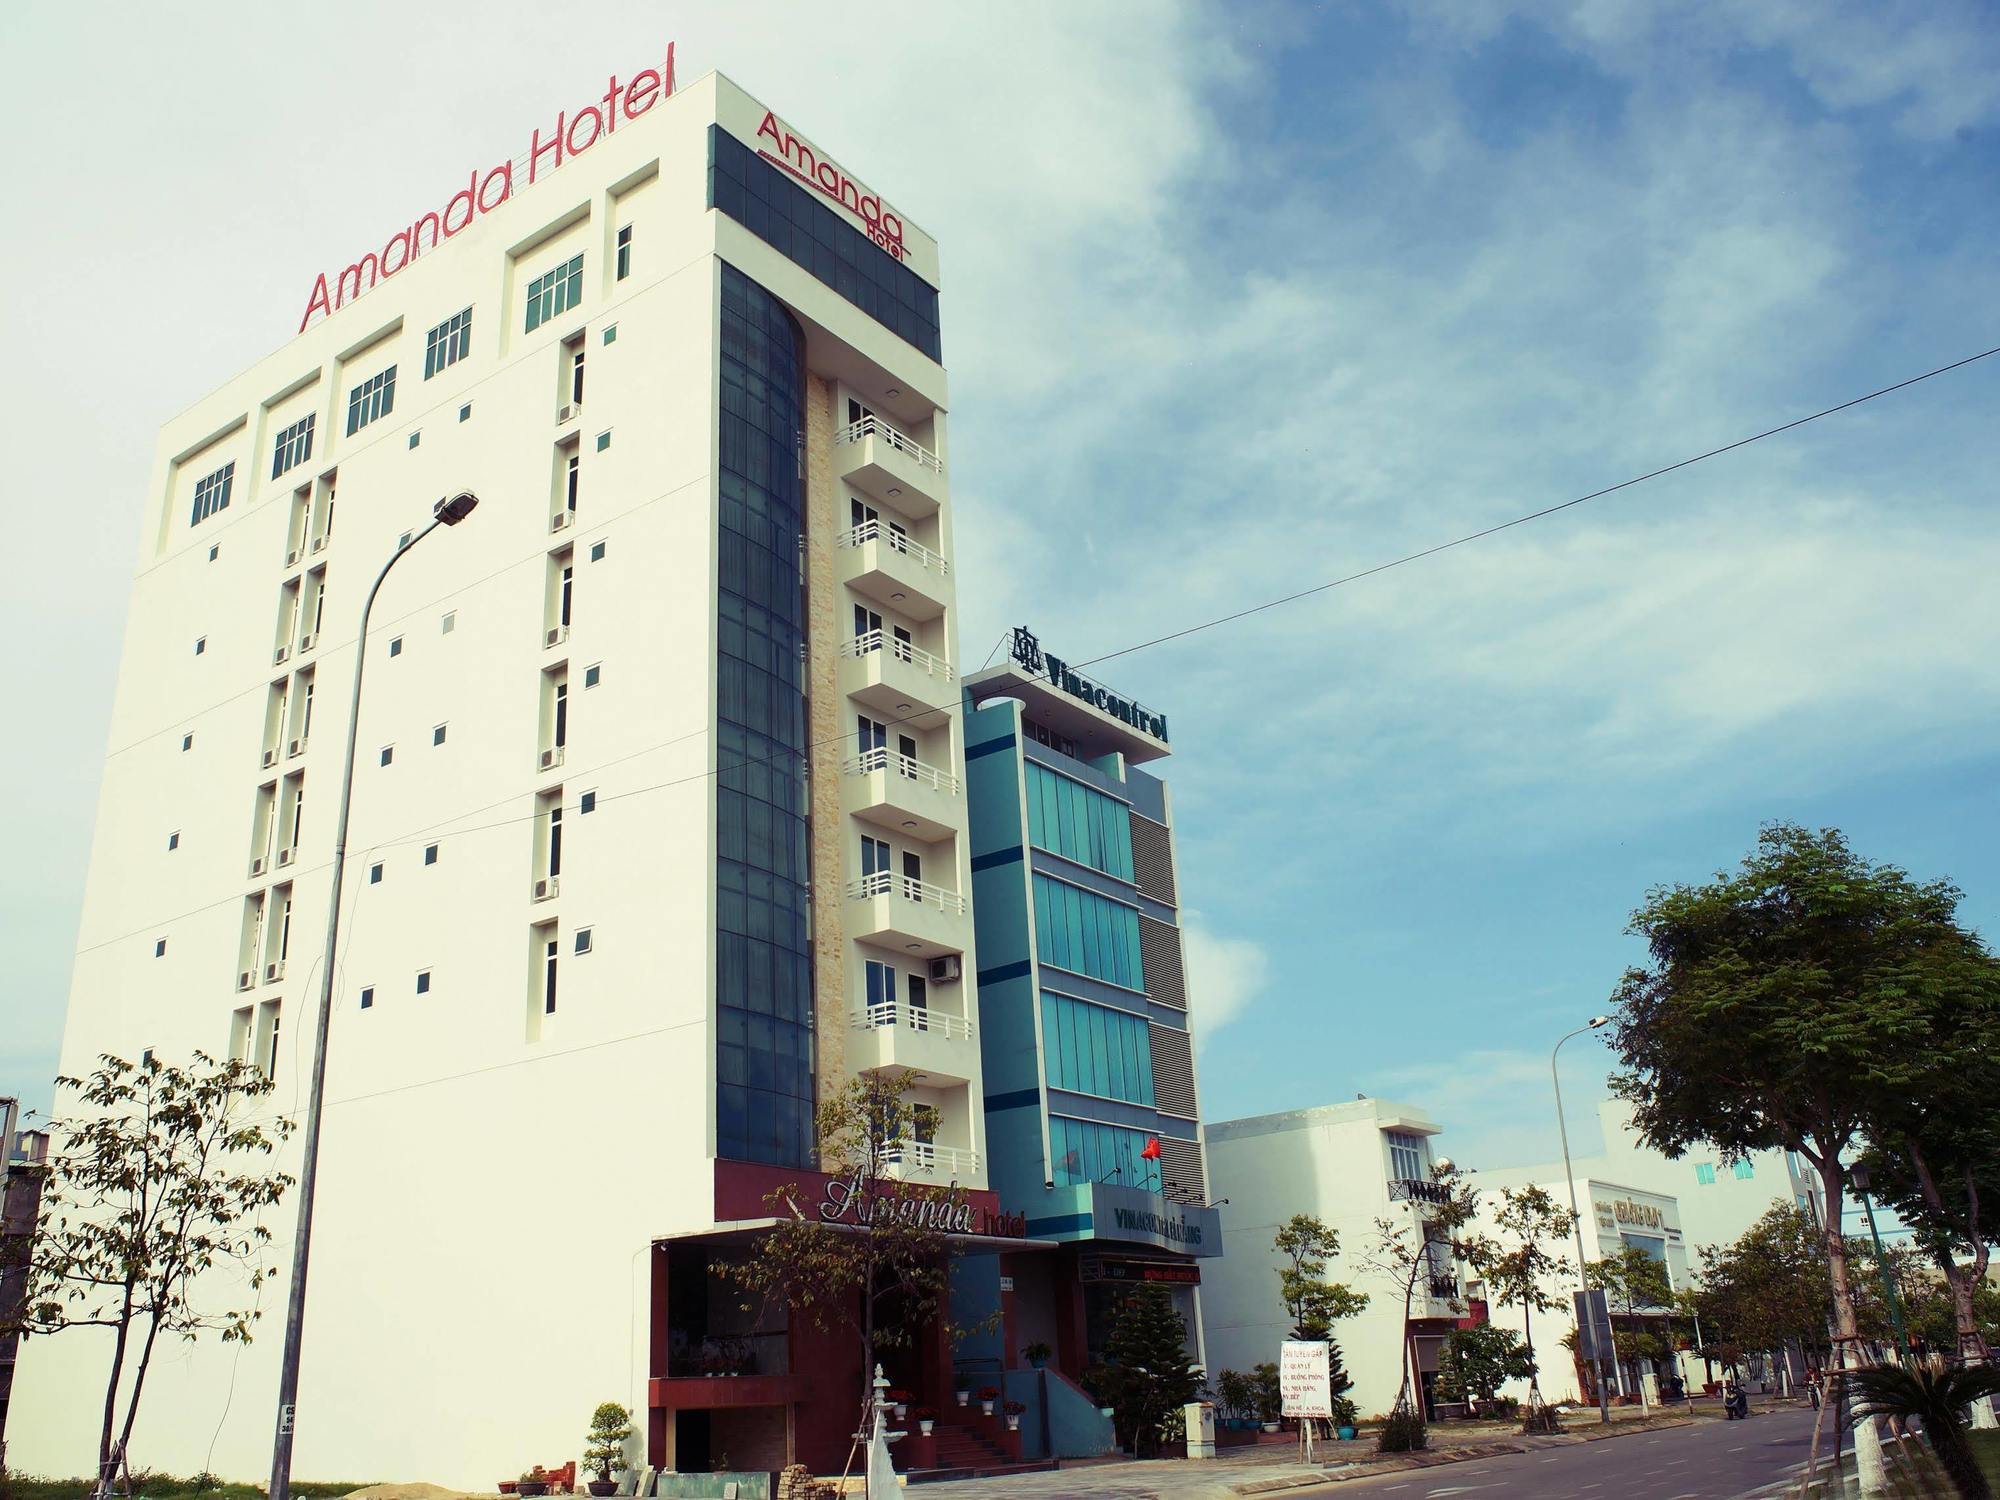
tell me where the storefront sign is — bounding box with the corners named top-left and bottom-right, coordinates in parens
top-left (753, 112), bottom-right (907, 263)
top-left (1091, 1183), bottom-right (1219, 1256)
top-left (298, 44), bottom-right (677, 332)
top-left (1595, 1197), bottom-right (1668, 1231)
top-left (1280, 1341), bottom-right (1333, 1420)
top-left (1009, 627), bottom-right (1169, 743)
top-left (1081, 1258), bottom-right (1201, 1286)
top-left (820, 1172), bottom-right (978, 1233)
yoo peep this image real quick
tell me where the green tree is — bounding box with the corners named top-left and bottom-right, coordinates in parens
top-left (1434, 1323), bottom-right (1536, 1405)
top-left (1103, 1284), bottom-right (1202, 1455)
top-left (582, 1401), bottom-right (634, 1484)
top-left (1468, 1185), bottom-right (1575, 1408)
top-left (1607, 825), bottom-right (1997, 1393)
top-left (1687, 1204), bottom-right (1831, 1368)
top-left (1362, 1164), bottom-right (1480, 1419)
top-left (725, 1069), bottom-right (993, 1414)
top-left (10, 1053), bottom-right (294, 1496)
top-left (1273, 1214), bottom-right (1368, 1339)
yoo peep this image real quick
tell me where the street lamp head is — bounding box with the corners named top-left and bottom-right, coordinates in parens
top-left (1587, 1014), bottom-right (1611, 1029)
top-left (1848, 1162), bottom-right (1871, 1193)
top-left (435, 491), bottom-right (480, 525)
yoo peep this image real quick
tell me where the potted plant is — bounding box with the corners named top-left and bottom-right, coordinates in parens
top-left (977, 1384), bottom-right (1000, 1417)
top-left (1252, 1362), bottom-right (1283, 1433)
top-left (583, 1400), bottom-right (632, 1497)
top-left (1003, 1398), bottom-right (1026, 1432)
top-left (887, 1388), bottom-right (912, 1420)
top-left (913, 1405), bottom-right (937, 1437)
top-left (1024, 1341), bottom-right (1052, 1370)
top-left (1215, 1369), bottom-right (1252, 1430)
top-left (518, 1468), bottom-right (550, 1498)
top-left (955, 1375), bottom-right (971, 1407)
top-left (1330, 1395), bottom-right (1359, 1442)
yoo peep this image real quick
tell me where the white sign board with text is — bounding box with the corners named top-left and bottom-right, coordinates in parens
top-left (1280, 1339), bottom-right (1332, 1419)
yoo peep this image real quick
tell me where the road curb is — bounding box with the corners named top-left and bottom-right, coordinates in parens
top-left (1227, 1416), bottom-right (1703, 1492)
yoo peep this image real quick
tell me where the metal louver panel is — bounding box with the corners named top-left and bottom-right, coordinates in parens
top-left (1130, 812), bottom-right (1177, 904)
top-left (1150, 1022), bottom-right (1199, 1118)
top-left (1139, 915), bottom-right (1185, 1011)
top-left (1157, 1135), bottom-right (1206, 1207)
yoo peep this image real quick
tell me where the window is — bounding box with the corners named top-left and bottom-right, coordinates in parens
top-left (154, 938), bottom-right (167, 957)
top-left (181, 733), bottom-right (193, 751)
top-left (584, 663), bottom-right (601, 688)
top-left (1031, 874), bottom-right (1144, 990)
top-left (345, 365), bottom-right (397, 435)
top-left (389, 636), bottom-right (403, 657)
top-left (271, 415), bottom-right (315, 480)
top-left (380, 745), bottom-right (393, 767)
top-left (1025, 762), bottom-right (1135, 880)
top-left (865, 959), bottom-right (897, 1010)
top-left (1733, 1159), bottom-right (1755, 1181)
top-left (570, 348), bottom-right (585, 406)
top-left (595, 430), bottom-right (610, 452)
top-left (424, 307), bottom-right (472, 378)
top-left (441, 611), bottom-right (456, 633)
top-left (359, 985), bottom-right (374, 1010)
top-left (433, 723), bottom-right (447, 746)
top-left (1025, 717), bottom-right (1078, 760)
top-left (194, 637), bottom-right (206, 654)
top-left (1386, 1131), bottom-right (1428, 1182)
top-left (400, 531), bottom-right (413, 549)
top-left (524, 254), bottom-right (584, 332)
top-left (424, 843), bottom-right (438, 865)
top-left (543, 939), bottom-right (559, 1013)
top-left (579, 790), bottom-right (597, 814)
top-left (1040, 992), bottom-right (1154, 1104)
top-left (1048, 1115), bottom-right (1164, 1194)
top-left (209, 544), bottom-right (220, 561)
top-left (459, 403), bottom-right (472, 422)
top-left (1695, 1162), bottom-right (1716, 1185)
top-left (408, 431), bottom-right (421, 449)
top-left (589, 540), bottom-right (606, 562)
top-left (368, 862), bottom-right (383, 884)
top-left (167, 831), bottom-right (180, 850)
top-left (706, 127), bottom-right (942, 361)
top-left (616, 224), bottom-right (632, 280)
top-left (190, 461), bottom-right (235, 526)
top-left (416, 969), bottom-right (431, 995)
top-left (575, 927), bottom-right (593, 954)
top-left (602, 324), bottom-right (618, 345)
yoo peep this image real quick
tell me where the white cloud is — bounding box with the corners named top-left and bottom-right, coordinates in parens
top-left (1182, 917), bottom-right (1271, 1043)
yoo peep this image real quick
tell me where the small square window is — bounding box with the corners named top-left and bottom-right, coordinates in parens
top-left (1733, 1159), bottom-right (1755, 1181)
top-left (424, 843), bottom-right (439, 865)
top-left (359, 985), bottom-right (374, 1010)
top-left (603, 324), bottom-right (618, 345)
top-left (167, 831), bottom-right (180, 850)
top-left (142, 1048), bottom-right (155, 1067)
top-left (579, 790), bottom-right (597, 814)
top-left (589, 540), bottom-right (606, 562)
top-left (208, 545), bottom-right (220, 562)
top-left (433, 723), bottom-right (448, 746)
top-left (389, 636), bottom-right (403, 657)
top-left (194, 637), bottom-right (206, 655)
top-left (459, 403), bottom-right (472, 422)
top-left (369, 862), bottom-right (383, 884)
top-left (584, 663), bottom-right (601, 688)
top-left (181, 733), bottom-right (194, 751)
top-left (595, 430), bottom-right (611, 452)
top-left (1695, 1163), bottom-right (1716, 1186)
top-left (408, 431), bottom-right (421, 449)
top-left (154, 938), bottom-right (167, 957)
top-left (575, 928), bottom-right (594, 955)
top-left (380, 745), bottom-right (394, 767)
top-left (416, 969), bottom-right (431, 995)
top-left (399, 531), bottom-right (414, 549)
top-left (442, 611), bottom-right (456, 634)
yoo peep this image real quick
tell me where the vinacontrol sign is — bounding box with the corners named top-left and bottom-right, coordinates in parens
top-left (1010, 627), bottom-right (1169, 744)
top-left (297, 44), bottom-right (677, 333)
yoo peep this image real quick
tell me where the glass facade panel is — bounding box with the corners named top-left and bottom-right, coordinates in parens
top-left (1024, 762), bottom-right (1135, 880)
top-left (714, 263), bottom-right (814, 1167)
top-left (1031, 873), bottom-right (1144, 990)
top-left (1039, 992), bottom-right (1154, 1105)
top-left (1049, 1114), bottom-right (1163, 1193)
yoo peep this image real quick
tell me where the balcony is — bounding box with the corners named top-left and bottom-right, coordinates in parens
top-left (837, 521), bottom-right (949, 622)
top-left (836, 632), bottom-right (952, 729)
top-left (835, 417), bottom-right (943, 519)
top-left (882, 1139), bottom-right (980, 1184)
top-left (1389, 1177), bottom-right (1455, 1206)
top-left (844, 870), bottom-right (965, 960)
top-left (849, 1001), bottom-right (976, 1084)
top-left (840, 747), bottom-right (960, 843)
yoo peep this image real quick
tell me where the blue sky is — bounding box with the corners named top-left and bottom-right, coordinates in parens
top-left (3, 2), bottom-right (1997, 1172)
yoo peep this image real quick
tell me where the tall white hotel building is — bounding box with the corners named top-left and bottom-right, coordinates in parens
top-left (18, 60), bottom-right (1219, 1486)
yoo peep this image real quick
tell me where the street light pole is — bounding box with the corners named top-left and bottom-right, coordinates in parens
top-left (1554, 1016), bottom-right (1614, 1425)
top-left (1848, 1164), bottom-right (1911, 1360)
top-left (268, 494), bottom-right (479, 1500)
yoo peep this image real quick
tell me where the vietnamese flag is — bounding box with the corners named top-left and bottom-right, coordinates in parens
top-left (1140, 1137), bottom-right (1161, 1161)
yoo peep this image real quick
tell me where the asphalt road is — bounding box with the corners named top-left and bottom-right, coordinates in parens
top-left (1300, 1406), bottom-right (1841, 1500)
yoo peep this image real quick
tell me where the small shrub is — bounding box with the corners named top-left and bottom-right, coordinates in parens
top-left (1376, 1402), bottom-right (1428, 1453)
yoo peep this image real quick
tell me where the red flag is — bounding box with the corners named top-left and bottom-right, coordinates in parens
top-left (1140, 1137), bottom-right (1161, 1161)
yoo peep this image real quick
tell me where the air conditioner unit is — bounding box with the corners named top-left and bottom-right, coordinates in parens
top-left (262, 747), bottom-right (278, 768)
top-left (288, 737), bottom-right (307, 757)
top-left (299, 632), bottom-right (317, 652)
top-left (311, 535), bottom-right (328, 553)
top-left (277, 847), bottom-right (295, 867)
top-left (273, 644), bottom-right (291, 665)
top-left (557, 403), bottom-right (581, 424)
top-left (533, 876), bottom-right (560, 901)
top-left (550, 511), bottom-right (573, 532)
top-left (238, 970), bottom-right (255, 991)
top-left (265, 961), bottom-right (285, 983)
top-left (540, 747), bottom-right (564, 770)
top-left (286, 547), bottom-right (302, 567)
top-left (929, 955), bottom-right (962, 984)
top-left (545, 625), bottom-right (567, 648)
top-left (249, 856), bottom-right (267, 876)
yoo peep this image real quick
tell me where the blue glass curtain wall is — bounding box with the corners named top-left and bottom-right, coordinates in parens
top-left (1025, 761), bottom-right (1134, 881)
top-left (1041, 991), bottom-right (1154, 1105)
top-left (1049, 1115), bottom-right (1164, 1193)
top-left (1032, 873), bottom-right (1144, 991)
top-left (715, 262), bottom-right (815, 1167)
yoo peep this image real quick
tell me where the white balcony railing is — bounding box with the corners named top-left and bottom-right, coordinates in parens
top-left (853, 1001), bottom-right (974, 1041)
top-left (839, 520), bottom-right (949, 576)
top-left (845, 870), bottom-right (967, 915)
top-left (836, 416), bottom-right (943, 474)
top-left (841, 630), bottom-right (952, 680)
top-left (884, 1140), bottom-right (980, 1176)
top-left (841, 747), bottom-right (960, 796)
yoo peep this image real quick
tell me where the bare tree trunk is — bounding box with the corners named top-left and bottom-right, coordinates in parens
top-left (97, 1282), bottom-right (136, 1497)
top-left (113, 1310), bottom-right (168, 1475)
top-left (1816, 1152), bottom-right (1888, 1495)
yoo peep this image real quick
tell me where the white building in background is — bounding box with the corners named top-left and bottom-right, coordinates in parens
top-left (14, 59), bottom-right (1014, 1484)
top-left (1204, 1100), bottom-right (1467, 1420)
